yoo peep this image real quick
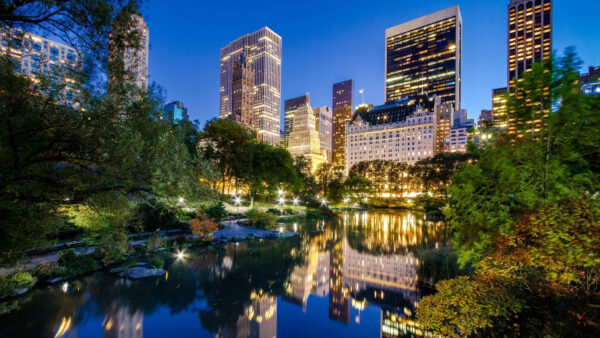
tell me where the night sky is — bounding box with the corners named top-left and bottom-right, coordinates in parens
top-left (143, 0), bottom-right (599, 126)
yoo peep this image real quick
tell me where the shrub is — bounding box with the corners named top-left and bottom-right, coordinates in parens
top-left (31, 262), bottom-right (63, 281)
top-left (95, 231), bottom-right (128, 266)
top-left (146, 232), bottom-right (167, 252)
top-left (245, 209), bottom-right (277, 228)
top-left (282, 207), bottom-right (296, 215)
top-left (130, 199), bottom-right (183, 232)
top-left (59, 249), bottom-right (99, 278)
top-left (267, 208), bottom-right (281, 215)
top-left (0, 272), bottom-right (37, 298)
top-left (203, 202), bottom-right (228, 223)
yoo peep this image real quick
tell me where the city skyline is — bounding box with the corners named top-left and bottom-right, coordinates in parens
top-left (143, 0), bottom-right (599, 127)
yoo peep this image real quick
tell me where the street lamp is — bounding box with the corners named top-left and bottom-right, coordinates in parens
top-left (292, 197), bottom-right (299, 205)
top-left (278, 189), bottom-right (284, 196)
top-left (178, 197), bottom-right (185, 204)
top-left (278, 197), bottom-right (286, 205)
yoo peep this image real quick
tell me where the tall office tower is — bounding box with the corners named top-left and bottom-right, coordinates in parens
top-left (436, 103), bottom-right (454, 154)
top-left (332, 80), bottom-right (354, 172)
top-left (109, 14), bottom-right (149, 90)
top-left (287, 96), bottom-right (325, 173)
top-left (508, 0), bottom-right (552, 86)
top-left (385, 5), bottom-right (462, 108)
top-left (314, 106), bottom-right (333, 163)
top-left (230, 51), bottom-right (255, 128)
top-left (220, 27), bottom-right (282, 145)
top-left (492, 87), bottom-right (509, 130)
top-left (0, 27), bottom-right (81, 101)
top-left (284, 95), bottom-right (310, 147)
top-left (163, 101), bottom-right (189, 123)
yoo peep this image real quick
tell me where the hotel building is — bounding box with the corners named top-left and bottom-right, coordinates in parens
top-left (314, 106), bottom-right (333, 163)
top-left (345, 95), bottom-right (440, 173)
top-left (220, 27), bottom-right (282, 145)
top-left (385, 6), bottom-right (462, 108)
top-left (332, 80), bottom-right (354, 172)
top-left (0, 27), bottom-right (81, 101)
top-left (286, 95), bottom-right (326, 173)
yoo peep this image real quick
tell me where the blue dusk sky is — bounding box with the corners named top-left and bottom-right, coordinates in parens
top-left (144, 0), bottom-right (599, 125)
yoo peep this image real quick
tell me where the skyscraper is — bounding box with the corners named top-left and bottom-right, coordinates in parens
top-left (492, 87), bottom-right (509, 130)
top-left (385, 6), bottom-right (462, 108)
top-left (508, 0), bottom-right (552, 86)
top-left (163, 101), bottom-right (189, 123)
top-left (108, 13), bottom-right (149, 91)
top-left (314, 106), bottom-right (333, 163)
top-left (220, 27), bottom-right (282, 145)
top-left (332, 80), bottom-right (354, 172)
top-left (230, 50), bottom-right (255, 129)
top-left (284, 95), bottom-right (310, 148)
top-left (287, 95), bottom-right (325, 173)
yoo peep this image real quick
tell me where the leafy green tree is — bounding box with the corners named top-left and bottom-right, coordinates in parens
top-left (343, 176), bottom-right (372, 202)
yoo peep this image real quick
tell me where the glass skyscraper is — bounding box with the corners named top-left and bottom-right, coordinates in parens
top-left (163, 101), bottom-right (189, 123)
top-left (385, 6), bottom-right (462, 109)
top-left (220, 27), bottom-right (282, 145)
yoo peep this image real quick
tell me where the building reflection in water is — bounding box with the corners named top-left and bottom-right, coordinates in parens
top-left (102, 304), bottom-right (143, 338)
top-left (217, 290), bottom-right (277, 338)
top-left (285, 211), bottom-right (442, 335)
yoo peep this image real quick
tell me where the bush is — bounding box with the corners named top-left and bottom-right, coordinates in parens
top-left (130, 199), bottom-right (183, 232)
top-left (305, 208), bottom-right (332, 221)
top-left (58, 249), bottom-right (99, 278)
top-left (245, 209), bottom-right (277, 228)
top-left (149, 257), bottom-right (164, 269)
top-left (94, 231), bottom-right (128, 266)
top-left (267, 208), bottom-right (281, 215)
top-left (203, 202), bottom-right (228, 223)
top-left (146, 232), bottom-right (167, 252)
top-left (413, 194), bottom-right (445, 211)
top-left (31, 262), bottom-right (63, 281)
top-left (282, 207), bottom-right (296, 215)
top-left (0, 272), bottom-right (37, 298)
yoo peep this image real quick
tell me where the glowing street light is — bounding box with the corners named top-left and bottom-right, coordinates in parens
top-left (176, 249), bottom-right (187, 261)
top-left (234, 196), bottom-right (242, 206)
top-left (278, 197), bottom-right (286, 205)
top-left (178, 197), bottom-right (185, 204)
top-left (278, 189), bottom-right (284, 196)
top-left (343, 197), bottom-right (350, 204)
top-left (292, 197), bottom-right (299, 205)
top-left (321, 198), bottom-right (328, 206)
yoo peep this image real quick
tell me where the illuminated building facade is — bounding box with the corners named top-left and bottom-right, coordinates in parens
top-left (385, 6), bottom-right (462, 108)
top-left (492, 87), bottom-right (509, 130)
top-left (314, 106), bottom-right (333, 163)
top-left (345, 95), bottom-right (440, 173)
top-left (436, 102), bottom-right (454, 154)
top-left (580, 66), bottom-right (600, 84)
top-left (286, 95), bottom-right (326, 173)
top-left (109, 14), bottom-right (149, 91)
top-left (230, 50), bottom-right (255, 128)
top-left (332, 80), bottom-right (354, 172)
top-left (0, 27), bottom-right (81, 102)
top-left (163, 101), bottom-right (189, 123)
top-left (443, 109), bottom-right (474, 153)
top-left (478, 109), bottom-right (493, 127)
top-left (284, 95), bottom-right (310, 147)
top-left (220, 27), bottom-right (282, 145)
top-left (508, 0), bottom-right (552, 85)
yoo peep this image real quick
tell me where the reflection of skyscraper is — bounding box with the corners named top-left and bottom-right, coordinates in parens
top-left (328, 237), bottom-right (350, 324)
top-left (103, 305), bottom-right (143, 338)
top-left (217, 293), bottom-right (277, 338)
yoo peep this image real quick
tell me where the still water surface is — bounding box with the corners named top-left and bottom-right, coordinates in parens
top-left (0, 211), bottom-right (447, 338)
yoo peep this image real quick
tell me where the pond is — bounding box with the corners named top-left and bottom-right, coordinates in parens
top-left (0, 211), bottom-right (448, 338)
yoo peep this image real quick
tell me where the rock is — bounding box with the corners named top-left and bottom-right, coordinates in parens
top-left (120, 267), bottom-right (165, 279)
top-left (14, 288), bottom-right (29, 295)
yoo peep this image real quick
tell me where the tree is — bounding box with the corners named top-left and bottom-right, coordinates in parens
top-left (314, 162), bottom-right (341, 198)
top-left (343, 176), bottom-right (372, 202)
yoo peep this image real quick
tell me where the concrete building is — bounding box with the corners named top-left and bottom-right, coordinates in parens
top-left (314, 106), bottom-right (333, 163)
top-left (0, 27), bottom-right (81, 101)
top-left (220, 27), bottom-right (282, 145)
top-left (479, 109), bottom-right (493, 127)
top-left (345, 95), bottom-right (440, 173)
top-left (332, 80), bottom-right (354, 172)
top-left (230, 50), bottom-right (255, 128)
top-left (109, 14), bottom-right (149, 91)
top-left (163, 101), bottom-right (189, 123)
top-left (444, 109), bottom-right (475, 153)
top-left (385, 6), bottom-right (462, 108)
top-left (580, 66), bottom-right (600, 84)
top-left (284, 95), bottom-right (310, 147)
top-left (287, 95), bottom-right (326, 173)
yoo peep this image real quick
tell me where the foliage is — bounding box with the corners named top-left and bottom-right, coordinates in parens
top-left (0, 272), bottom-right (37, 298)
top-left (244, 209), bottom-right (277, 229)
top-left (343, 176), bottom-right (372, 201)
top-left (149, 257), bottom-right (164, 269)
top-left (146, 232), bottom-right (167, 253)
top-left (202, 201), bottom-right (227, 223)
top-left (58, 249), bottom-right (99, 278)
top-left (94, 231), bottom-right (128, 265)
top-left (130, 199), bottom-right (183, 232)
top-left (189, 213), bottom-right (219, 235)
top-left (31, 262), bottom-right (63, 281)
top-left (417, 247), bottom-right (471, 287)
top-left (314, 163), bottom-right (342, 199)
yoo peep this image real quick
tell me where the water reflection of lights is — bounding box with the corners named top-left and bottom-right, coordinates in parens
top-left (61, 282), bottom-right (69, 293)
top-left (175, 249), bottom-right (188, 261)
top-left (54, 316), bottom-right (72, 337)
top-left (293, 223), bottom-right (298, 232)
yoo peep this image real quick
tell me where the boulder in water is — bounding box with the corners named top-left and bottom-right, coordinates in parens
top-left (120, 267), bottom-right (165, 279)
